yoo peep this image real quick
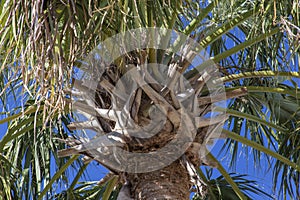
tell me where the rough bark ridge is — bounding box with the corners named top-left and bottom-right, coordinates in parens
top-left (128, 160), bottom-right (190, 200)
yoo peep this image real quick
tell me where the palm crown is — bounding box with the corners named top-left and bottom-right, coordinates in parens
top-left (0, 0), bottom-right (299, 199)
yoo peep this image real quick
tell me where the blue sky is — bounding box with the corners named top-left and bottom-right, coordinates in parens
top-left (0, 93), bottom-right (280, 199)
top-left (0, 13), bottom-right (298, 200)
top-left (0, 52), bottom-right (296, 200)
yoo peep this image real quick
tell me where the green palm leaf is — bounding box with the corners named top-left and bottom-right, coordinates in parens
top-left (0, 0), bottom-right (299, 199)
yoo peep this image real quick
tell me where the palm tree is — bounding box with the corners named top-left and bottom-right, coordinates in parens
top-left (0, 0), bottom-right (299, 199)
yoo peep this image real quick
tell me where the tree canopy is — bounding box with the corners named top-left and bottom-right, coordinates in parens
top-left (0, 0), bottom-right (299, 199)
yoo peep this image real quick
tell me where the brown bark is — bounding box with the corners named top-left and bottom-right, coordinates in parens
top-left (127, 160), bottom-right (191, 200)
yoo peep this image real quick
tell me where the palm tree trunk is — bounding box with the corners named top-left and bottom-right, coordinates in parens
top-left (128, 160), bottom-right (191, 199)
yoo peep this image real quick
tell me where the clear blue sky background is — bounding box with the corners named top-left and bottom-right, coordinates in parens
top-left (0, 89), bottom-right (279, 200)
top-left (0, 54), bottom-right (295, 200)
top-left (0, 24), bottom-right (297, 200)
top-left (0, 82), bottom-right (292, 200)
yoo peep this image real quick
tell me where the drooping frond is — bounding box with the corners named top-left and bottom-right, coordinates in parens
top-left (0, 0), bottom-right (299, 199)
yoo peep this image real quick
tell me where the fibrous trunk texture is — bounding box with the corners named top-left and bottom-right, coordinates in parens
top-left (128, 160), bottom-right (190, 200)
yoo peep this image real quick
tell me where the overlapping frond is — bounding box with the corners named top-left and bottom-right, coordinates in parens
top-left (0, 0), bottom-right (299, 199)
